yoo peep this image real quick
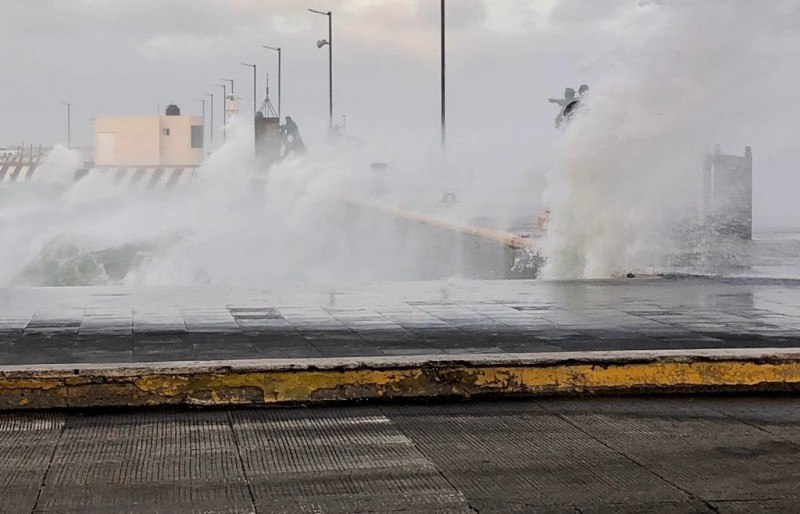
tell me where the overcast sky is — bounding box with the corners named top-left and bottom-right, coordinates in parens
top-left (1, 0), bottom-right (798, 226)
top-left (0, 0), bottom-right (649, 148)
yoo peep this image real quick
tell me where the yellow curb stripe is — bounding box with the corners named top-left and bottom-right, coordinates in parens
top-left (2, 358), bottom-right (800, 410)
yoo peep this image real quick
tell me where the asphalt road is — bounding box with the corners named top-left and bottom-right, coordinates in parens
top-left (2, 396), bottom-right (799, 513)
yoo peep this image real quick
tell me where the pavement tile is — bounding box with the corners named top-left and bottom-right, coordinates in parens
top-left (385, 402), bottom-right (691, 508)
top-left (231, 408), bottom-right (471, 513)
top-left (709, 500), bottom-right (800, 513)
top-left (542, 398), bottom-right (800, 503)
top-left (0, 279), bottom-right (799, 365)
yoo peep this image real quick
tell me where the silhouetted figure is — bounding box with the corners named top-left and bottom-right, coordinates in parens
top-left (548, 85), bottom-right (588, 128)
top-left (279, 116), bottom-right (307, 158)
top-left (548, 87), bottom-right (576, 108)
top-left (281, 116), bottom-right (299, 139)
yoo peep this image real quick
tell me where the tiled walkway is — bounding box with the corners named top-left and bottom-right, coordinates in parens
top-left (1, 277), bottom-right (799, 366)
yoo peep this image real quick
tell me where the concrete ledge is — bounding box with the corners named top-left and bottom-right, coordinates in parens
top-left (2, 349), bottom-right (800, 410)
top-left (346, 198), bottom-right (538, 250)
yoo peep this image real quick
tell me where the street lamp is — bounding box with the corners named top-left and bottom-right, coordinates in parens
top-left (207, 93), bottom-right (214, 144)
top-left (308, 8), bottom-right (333, 128)
top-left (216, 84), bottom-right (227, 141)
top-left (440, 0), bottom-right (446, 148)
top-left (241, 63), bottom-right (257, 117)
top-left (221, 78), bottom-right (234, 96)
top-left (198, 99), bottom-right (207, 148)
top-left (62, 102), bottom-right (71, 148)
top-left (263, 45), bottom-right (282, 119)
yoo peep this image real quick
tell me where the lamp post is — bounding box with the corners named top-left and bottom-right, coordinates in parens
top-left (308, 8), bottom-right (333, 128)
top-left (207, 93), bottom-right (214, 144)
top-left (440, 0), bottom-right (446, 148)
top-left (263, 45), bottom-right (282, 119)
top-left (198, 99), bottom-right (206, 146)
top-left (62, 102), bottom-right (71, 148)
top-left (221, 78), bottom-right (234, 133)
top-left (241, 63), bottom-right (257, 117)
top-left (216, 83), bottom-right (227, 141)
top-left (221, 78), bottom-right (234, 96)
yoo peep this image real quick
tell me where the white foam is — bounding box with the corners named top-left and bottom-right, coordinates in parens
top-left (542, 0), bottom-right (800, 279)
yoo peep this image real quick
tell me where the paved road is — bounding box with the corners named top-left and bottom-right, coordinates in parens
top-left (2, 397), bottom-right (799, 513)
top-left (1, 278), bottom-right (800, 366)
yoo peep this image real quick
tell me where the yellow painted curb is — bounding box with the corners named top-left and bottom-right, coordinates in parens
top-left (1, 350), bottom-right (800, 410)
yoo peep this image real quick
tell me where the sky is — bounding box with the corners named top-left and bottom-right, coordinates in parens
top-left (1, 0), bottom-right (798, 227)
top-left (0, 0), bottom-right (647, 148)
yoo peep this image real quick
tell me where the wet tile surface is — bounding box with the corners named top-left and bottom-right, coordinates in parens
top-left (2, 397), bottom-right (800, 513)
top-left (1, 277), bottom-right (799, 366)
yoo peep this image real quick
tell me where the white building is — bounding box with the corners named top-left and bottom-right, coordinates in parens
top-left (94, 105), bottom-right (204, 167)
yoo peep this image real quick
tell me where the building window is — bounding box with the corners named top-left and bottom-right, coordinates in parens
top-left (162, 128), bottom-right (170, 136)
top-left (191, 125), bottom-right (204, 149)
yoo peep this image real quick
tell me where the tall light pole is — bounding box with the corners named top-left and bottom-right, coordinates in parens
top-left (221, 78), bottom-right (234, 133)
top-left (221, 78), bottom-right (234, 98)
top-left (263, 45), bottom-right (282, 119)
top-left (62, 102), bottom-right (71, 148)
top-left (309, 8), bottom-right (333, 128)
top-left (440, 0), bottom-right (446, 149)
top-left (198, 99), bottom-right (206, 146)
top-left (241, 63), bottom-right (257, 117)
top-left (207, 93), bottom-right (214, 144)
top-left (216, 83), bottom-right (227, 141)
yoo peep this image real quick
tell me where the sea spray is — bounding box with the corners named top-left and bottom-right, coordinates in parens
top-left (2, 115), bottom-right (514, 286)
top-left (541, 0), bottom-right (800, 279)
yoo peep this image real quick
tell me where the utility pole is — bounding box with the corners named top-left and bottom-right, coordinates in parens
top-left (309, 8), bottom-right (333, 128)
top-left (222, 78), bottom-right (234, 96)
top-left (63, 102), bottom-right (71, 148)
top-left (440, 0), bottom-right (446, 149)
top-left (207, 93), bottom-right (214, 144)
top-left (263, 45), bottom-right (282, 119)
top-left (241, 63), bottom-right (257, 117)
top-left (328, 12), bottom-right (333, 128)
top-left (217, 83), bottom-right (227, 141)
top-left (198, 99), bottom-right (206, 146)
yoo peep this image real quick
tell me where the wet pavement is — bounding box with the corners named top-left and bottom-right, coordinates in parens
top-left (2, 396), bottom-right (799, 513)
top-left (1, 277), bottom-right (800, 366)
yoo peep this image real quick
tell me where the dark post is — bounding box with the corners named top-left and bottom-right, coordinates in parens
top-left (440, 0), bottom-right (446, 148)
top-left (222, 78), bottom-right (234, 96)
top-left (744, 146), bottom-right (753, 240)
top-left (309, 9), bottom-right (334, 128)
top-left (328, 12), bottom-right (333, 128)
top-left (241, 63), bottom-right (257, 117)
top-left (63, 102), bottom-right (71, 148)
top-left (221, 78), bottom-right (234, 140)
top-left (207, 93), bottom-right (214, 144)
top-left (263, 46), bottom-right (282, 119)
top-left (217, 83), bottom-right (227, 141)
